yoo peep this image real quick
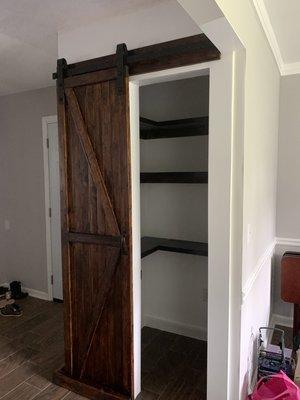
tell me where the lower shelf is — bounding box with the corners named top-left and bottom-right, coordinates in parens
top-left (140, 172), bottom-right (208, 184)
top-left (141, 236), bottom-right (208, 258)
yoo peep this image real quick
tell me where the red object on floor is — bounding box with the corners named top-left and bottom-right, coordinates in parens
top-left (250, 371), bottom-right (300, 399)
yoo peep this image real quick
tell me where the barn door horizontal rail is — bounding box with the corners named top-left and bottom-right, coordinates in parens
top-left (53, 33), bottom-right (220, 80)
top-left (66, 232), bottom-right (123, 248)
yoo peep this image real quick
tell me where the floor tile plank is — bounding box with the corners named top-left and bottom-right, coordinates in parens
top-left (0, 297), bottom-right (208, 400)
top-left (0, 348), bottom-right (37, 378)
top-left (136, 389), bottom-right (159, 400)
top-left (0, 362), bottom-right (39, 397)
top-left (62, 391), bottom-right (89, 399)
top-left (30, 383), bottom-right (68, 400)
top-left (0, 382), bottom-right (40, 400)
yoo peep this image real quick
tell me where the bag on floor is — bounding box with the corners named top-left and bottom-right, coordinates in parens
top-left (250, 371), bottom-right (300, 400)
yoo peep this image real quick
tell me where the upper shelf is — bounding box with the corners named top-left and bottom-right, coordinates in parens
top-left (140, 116), bottom-right (208, 140)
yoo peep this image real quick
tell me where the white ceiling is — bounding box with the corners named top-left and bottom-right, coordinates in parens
top-left (253, 0), bottom-right (300, 75)
top-left (0, 0), bottom-right (189, 96)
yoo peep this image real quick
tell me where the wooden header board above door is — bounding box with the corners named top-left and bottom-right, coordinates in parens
top-left (53, 34), bottom-right (220, 400)
top-left (53, 34), bottom-right (220, 81)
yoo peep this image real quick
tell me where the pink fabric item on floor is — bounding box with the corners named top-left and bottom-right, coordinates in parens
top-left (250, 371), bottom-right (300, 400)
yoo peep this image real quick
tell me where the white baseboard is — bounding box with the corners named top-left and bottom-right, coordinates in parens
top-left (143, 314), bottom-right (207, 341)
top-left (270, 313), bottom-right (293, 329)
top-left (23, 287), bottom-right (50, 301)
top-left (0, 282), bottom-right (50, 301)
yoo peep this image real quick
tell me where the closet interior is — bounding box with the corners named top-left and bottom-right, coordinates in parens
top-left (139, 75), bottom-right (209, 399)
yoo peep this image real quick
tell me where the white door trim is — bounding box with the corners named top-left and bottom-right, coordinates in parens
top-left (129, 55), bottom-right (236, 399)
top-left (42, 115), bottom-right (58, 301)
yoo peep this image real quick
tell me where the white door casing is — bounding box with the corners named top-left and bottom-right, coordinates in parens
top-left (129, 53), bottom-right (236, 399)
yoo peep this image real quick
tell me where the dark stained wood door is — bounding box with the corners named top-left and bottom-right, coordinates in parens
top-left (54, 66), bottom-right (133, 400)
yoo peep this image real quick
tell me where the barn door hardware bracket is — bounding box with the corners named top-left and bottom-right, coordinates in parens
top-left (116, 43), bottom-right (128, 95)
top-left (56, 58), bottom-right (68, 103)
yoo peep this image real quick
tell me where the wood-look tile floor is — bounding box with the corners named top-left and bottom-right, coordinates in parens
top-left (0, 297), bottom-right (207, 400)
top-left (140, 327), bottom-right (207, 400)
top-left (0, 296), bottom-right (85, 400)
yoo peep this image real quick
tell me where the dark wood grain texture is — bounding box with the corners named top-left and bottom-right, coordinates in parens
top-left (65, 87), bottom-right (120, 236)
top-left (141, 237), bottom-right (208, 258)
top-left (140, 117), bottom-right (208, 139)
top-left (140, 172), bottom-right (208, 184)
top-left (55, 63), bottom-right (133, 399)
top-left (54, 34), bottom-right (220, 79)
top-left (67, 232), bottom-right (123, 248)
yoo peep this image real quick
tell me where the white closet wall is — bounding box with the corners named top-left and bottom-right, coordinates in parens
top-left (140, 76), bottom-right (209, 340)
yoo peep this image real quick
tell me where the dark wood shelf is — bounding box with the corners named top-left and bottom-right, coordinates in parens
top-left (140, 116), bottom-right (208, 139)
top-left (141, 236), bottom-right (208, 258)
top-left (140, 171), bottom-right (208, 184)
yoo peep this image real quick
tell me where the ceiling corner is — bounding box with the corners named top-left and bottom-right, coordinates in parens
top-left (252, 0), bottom-right (284, 75)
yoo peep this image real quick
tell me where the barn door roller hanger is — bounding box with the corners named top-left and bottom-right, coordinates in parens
top-left (54, 42), bottom-right (129, 102)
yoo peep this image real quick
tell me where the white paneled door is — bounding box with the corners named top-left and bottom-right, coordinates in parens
top-left (47, 119), bottom-right (63, 300)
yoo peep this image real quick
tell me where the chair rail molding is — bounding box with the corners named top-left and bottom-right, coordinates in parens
top-left (276, 237), bottom-right (300, 247)
top-left (242, 240), bottom-right (276, 303)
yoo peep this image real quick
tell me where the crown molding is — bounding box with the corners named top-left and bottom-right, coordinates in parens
top-left (252, 0), bottom-right (284, 73)
top-left (253, 0), bottom-right (300, 76)
top-left (281, 62), bottom-right (300, 76)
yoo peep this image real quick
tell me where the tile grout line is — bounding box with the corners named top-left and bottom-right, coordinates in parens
top-left (29, 383), bottom-right (57, 400)
top-left (25, 374), bottom-right (52, 391)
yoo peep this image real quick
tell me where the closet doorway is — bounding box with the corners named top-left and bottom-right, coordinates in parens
top-left (130, 55), bottom-right (235, 399)
top-left (139, 75), bottom-right (209, 398)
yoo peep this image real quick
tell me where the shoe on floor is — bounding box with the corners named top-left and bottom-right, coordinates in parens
top-left (0, 303), bottom-right (23, 317)
top-left (9, 281), bottom-right (28, 300)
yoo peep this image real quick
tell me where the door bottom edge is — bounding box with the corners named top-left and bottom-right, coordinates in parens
top-left (53, 367), bottom-right (131, 400)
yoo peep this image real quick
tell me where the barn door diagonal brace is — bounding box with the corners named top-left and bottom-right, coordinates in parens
top-left (116, 43), bottom-right (128, 95)
top-left (65, 88), bottom-right (121, 236)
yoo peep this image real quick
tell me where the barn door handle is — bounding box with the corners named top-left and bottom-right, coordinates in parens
top-left (121, 233), bottom-right (128, 255)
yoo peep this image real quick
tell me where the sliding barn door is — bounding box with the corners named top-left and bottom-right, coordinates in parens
top-left (54, 65), bottom-right (133, 400)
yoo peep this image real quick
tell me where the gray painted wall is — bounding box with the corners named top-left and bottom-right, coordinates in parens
top-left (273, 74), bottom-right (300, 318)
top-left (277, 74), bottom-right (300, 239)
top-left (0, 87), bottom-right (57, 292)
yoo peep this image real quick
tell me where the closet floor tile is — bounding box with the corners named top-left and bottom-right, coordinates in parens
top-left (141, 327), bottom-right (207, 398)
